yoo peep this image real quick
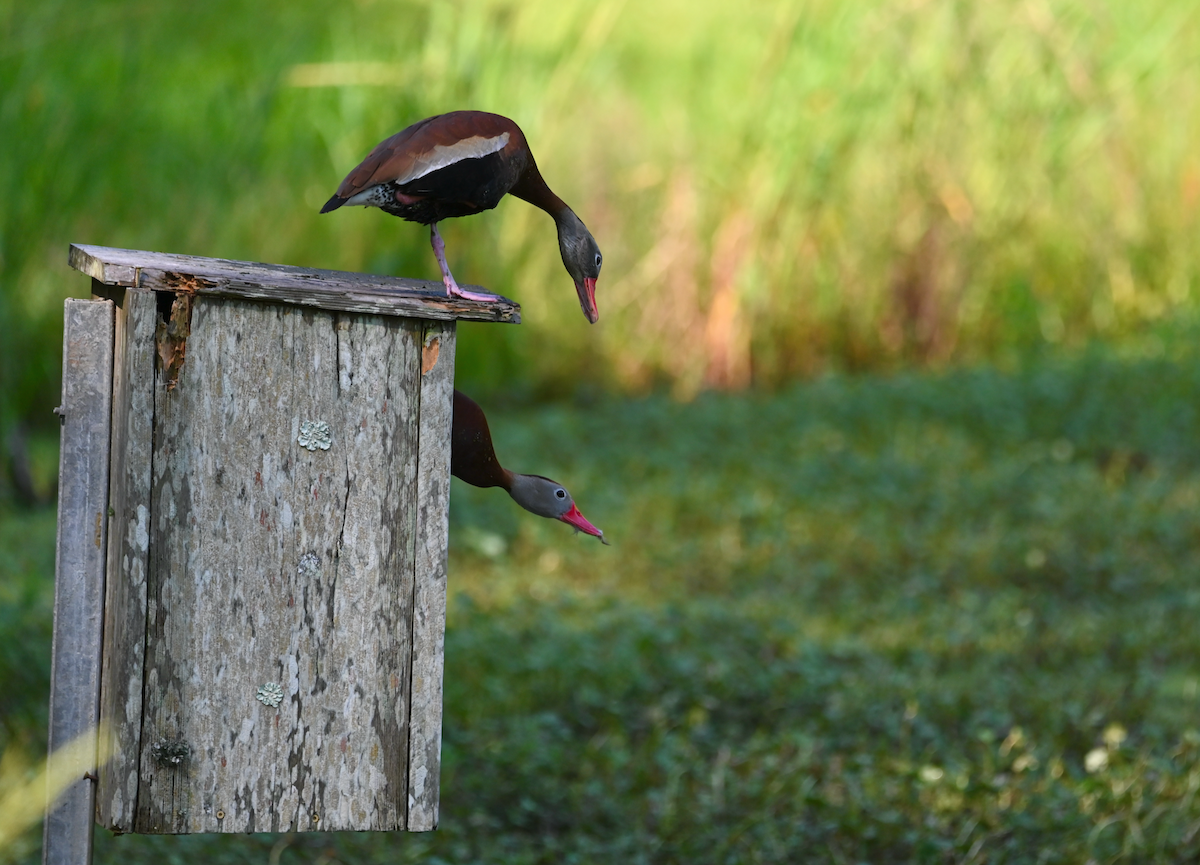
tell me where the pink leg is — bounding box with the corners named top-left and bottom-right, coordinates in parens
top-left (430, 224), bottom-right (501, 303)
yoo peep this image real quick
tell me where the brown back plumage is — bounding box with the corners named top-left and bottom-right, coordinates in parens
top-left (333, 111), bottom-right (527, 201)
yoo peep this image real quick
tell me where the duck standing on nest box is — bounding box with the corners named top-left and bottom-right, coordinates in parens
top-left (321, 111), bottom-right (604, 323)
top-left (451, 390), bottom-right (608, 544)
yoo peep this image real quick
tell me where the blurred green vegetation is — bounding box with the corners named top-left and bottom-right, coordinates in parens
top-left (5, 0), bottom-right (1200, 860)
top-left (6, 351), bottom-right (1200, 862)
top-left (3, 0), bottom-right (1200, 438)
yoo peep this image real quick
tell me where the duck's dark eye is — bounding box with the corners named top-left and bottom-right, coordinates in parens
top-left (555, 488), bottom-right (567, 499)
top-left (594, 253), bottom-right (602, 269)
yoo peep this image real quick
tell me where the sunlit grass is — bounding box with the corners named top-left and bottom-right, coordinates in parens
top-left (3, 0), bottom-right (1200, 424)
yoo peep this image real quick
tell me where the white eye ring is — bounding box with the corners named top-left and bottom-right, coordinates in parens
top-left (594, 253), bottom-right (602, 268)
top-left (555, 489), bottom-right (567, 499)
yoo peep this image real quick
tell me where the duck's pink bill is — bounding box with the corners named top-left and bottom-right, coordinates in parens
top-left (577, 277), bottom-right (599, 324)
top-left (560, 503), bottom-right (608, 544)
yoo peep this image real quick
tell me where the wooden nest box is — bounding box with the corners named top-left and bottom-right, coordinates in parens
top-left (50, 245), bottom-right (519, 846)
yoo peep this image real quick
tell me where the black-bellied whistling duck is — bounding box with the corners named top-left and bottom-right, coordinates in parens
top-left (320, 110), bottom-right (603, 323)
top-left (451, 390), bottom-right (607, 543)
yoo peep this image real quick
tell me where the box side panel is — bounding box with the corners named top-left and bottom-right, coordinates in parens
top-left (136, 298), bottom-right (420, 833)
top-left (406, 321), bottom-right (456, 831)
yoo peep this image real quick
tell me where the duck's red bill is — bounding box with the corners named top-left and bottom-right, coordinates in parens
top-left (560, 503), bottom-right (608, 544)
top-left (577, 278), bottom-right (599, 324)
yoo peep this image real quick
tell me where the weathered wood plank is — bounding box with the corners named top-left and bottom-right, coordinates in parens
top-left (322, 312), bottom-right (423, 830)
top-left (44, 299), bottom-right (114, 865)
top-left (135, 297), bottom-right (424, 833)
top-left (69, 244), bottom-right (521, 325)
top-left (96, 287), bottom-right (157, 832)
top-left (406, 322), bottom-right (456, 831)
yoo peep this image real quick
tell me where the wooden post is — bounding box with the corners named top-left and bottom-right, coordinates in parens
top-left (53, 244), bottom-right (517, 840)
top-left (44, 299), bottom-right (115, 865)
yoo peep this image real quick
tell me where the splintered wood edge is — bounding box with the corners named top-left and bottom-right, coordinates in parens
top-left (68, 243), bottom-right (521, 325)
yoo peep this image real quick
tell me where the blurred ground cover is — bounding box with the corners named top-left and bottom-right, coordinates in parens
top-left (3, 350), bottom-right (1200, 862)
top-left (4, 0), bottom-right (1200, 858)
top-left (2, 0), bottom-right (1200, 438)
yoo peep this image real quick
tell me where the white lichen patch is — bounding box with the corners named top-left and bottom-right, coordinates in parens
top-left (298, 420), bottom-right (332, 451)
top-left (256, 681), bottom-right (284, 708)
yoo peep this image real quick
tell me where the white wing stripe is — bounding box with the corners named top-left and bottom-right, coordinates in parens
top-left (397, 132), bottom-right (510, 185)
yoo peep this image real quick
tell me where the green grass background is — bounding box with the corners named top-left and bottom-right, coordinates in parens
top-left (3, 0), bottom-right (1200, 413)
top-left (3, 0), bottom-right (1200, 861)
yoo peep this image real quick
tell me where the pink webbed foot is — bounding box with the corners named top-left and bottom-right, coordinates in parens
top-left (448, 282), bottom-right (504, 303)
top-left (430, 223), bottom-right (503, 303)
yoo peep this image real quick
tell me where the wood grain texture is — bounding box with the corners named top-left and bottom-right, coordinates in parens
top-left (407, 322), bottom-right (456, 830)
top-left (96, 287), bottom-right (157, 832)
top-left (69, 244), bottom-right (520, 325)
top-left (44, 299), bottom-right (114, 865)
top-left (134, 297), bottom-right (424, 833)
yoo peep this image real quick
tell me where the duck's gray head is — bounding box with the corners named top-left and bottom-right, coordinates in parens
top-left (508, 473), bottom-right (606, 541)
top-left (556, 212), bottom-right (602, 324)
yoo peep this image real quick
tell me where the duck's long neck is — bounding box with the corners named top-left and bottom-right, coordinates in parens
top-left (450, 390), bottom-right (518, 491)
top-left (510, 163), bottom-right (571, 222)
